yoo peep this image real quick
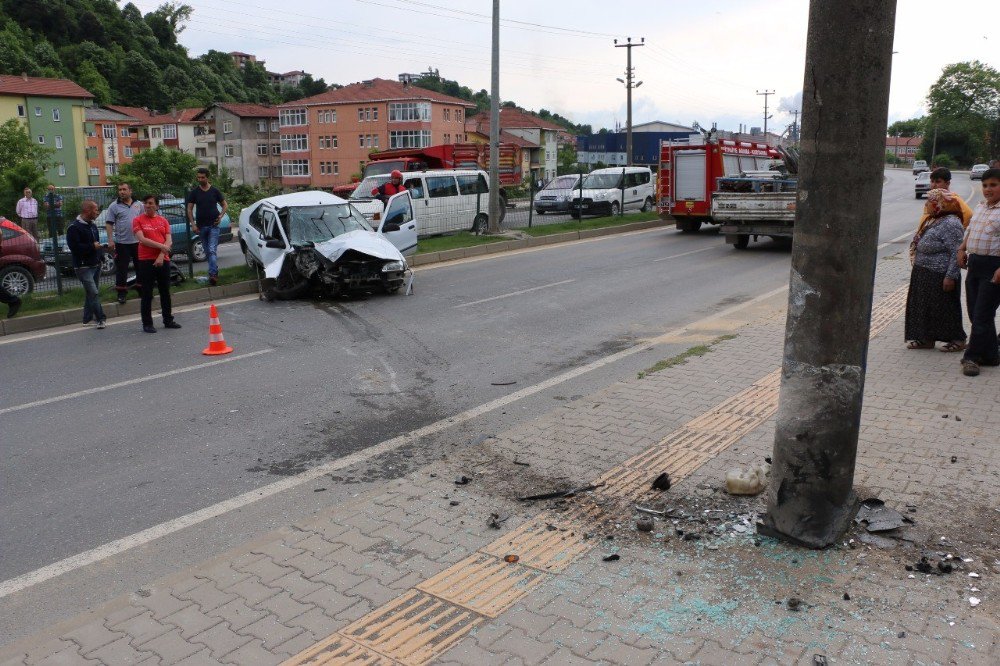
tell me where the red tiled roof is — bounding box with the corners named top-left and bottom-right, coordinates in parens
top-left (0, 75), bottom-right (93, 99)
top-left (466, 107), bottom-right (564, 133)
top-left (499, 130), bottom-right (537, 149)
top-left (106, 105), bottom-right (156, 119)
top-left (213, 103), bottom-right (278, 118)
top-left (144, 108), bottom-right (206, 124)
top-left (280, 78), bottom-right (475, 108)
top-left (885, 135), bottom-right (922, 147)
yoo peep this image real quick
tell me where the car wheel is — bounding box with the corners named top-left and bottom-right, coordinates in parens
top-left (535, 209), bottom-right (545, 215)
top-left (679, 219), bottom-right (702, 233)
top-left (191, 239), bottom-right (207, 262)
top-left (100, 252), bottom-right (116, 276)
top-left (915, 193), bottom-right (922, 199)
top-left (640, 197), bottom-right (653, 212)
top-left (243, 247), bottom-right (257, 269)
top-left (610, 201), bottom-right (620, 217)
top-left (733, 235), bottom-right (750, 250)
top-left (0, 265), bottom-right (34, 296)
top-left (472, 213), bottom-right (489, 234)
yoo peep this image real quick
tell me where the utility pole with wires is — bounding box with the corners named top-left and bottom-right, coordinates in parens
top-left (791, 109), bottom-right (800, 143)
top-left (487, 0), bottom-right (502, 233)
top-left (757, 89), bottom-right (775, 138)
top-left (615, 37), bottom-right (644, 166)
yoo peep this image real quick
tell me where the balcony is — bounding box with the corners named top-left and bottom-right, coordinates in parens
top-left (195, 131), bottom-right (216, 144)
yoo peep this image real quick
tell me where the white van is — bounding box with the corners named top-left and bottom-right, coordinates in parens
top-left (350, 169), bottom-right (505, 235)
top-left (571, 166), bottom-right (655, 218)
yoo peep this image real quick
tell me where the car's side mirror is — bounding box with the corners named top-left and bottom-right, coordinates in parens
top-left (382, 223), bottom-right (401, 233)
top-left (264, 239), bottom-right (285, 249)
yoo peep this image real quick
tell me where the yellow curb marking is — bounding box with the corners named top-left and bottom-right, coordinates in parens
top-left (284, 284), bottom-right (909, 666)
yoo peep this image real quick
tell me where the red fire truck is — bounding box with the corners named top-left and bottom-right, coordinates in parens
top-left (333, 143), bottom-right (523, 197)
top-left (657, 137), bottom-right (782, 232)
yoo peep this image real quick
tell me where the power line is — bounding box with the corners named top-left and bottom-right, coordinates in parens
top-left (756, 89), bottom-right (775, 136)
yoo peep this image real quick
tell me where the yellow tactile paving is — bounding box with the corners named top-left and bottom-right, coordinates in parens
top-left (284, 283), bottom-right (910, 666)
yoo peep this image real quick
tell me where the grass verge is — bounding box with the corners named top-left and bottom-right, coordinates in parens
top-left (637, 334), bottom-right (738, 379)
top-left (16, 264), bottom-right (256, 317)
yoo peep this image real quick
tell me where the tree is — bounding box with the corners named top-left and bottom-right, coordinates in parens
top-left (927, 61), bottom-right (1000, 118)
top-left (110, 145), bottom-right (198, 198)
top-left (144, 2), bottom-right (193, 48)
top-left (75, 61), bottom-right (112, 105)
top-left (0, 119), bottom-right (55, 169)
top-left (887, 117), bottom-right (925, 137)
top-left (114, 51), bottom-right (163, 106)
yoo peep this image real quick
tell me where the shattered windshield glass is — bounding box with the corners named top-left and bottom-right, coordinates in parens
top-left (350, 175), bottom-right (389, 199)
top-left (582, 173), bottom-right (622, 189)
top-left (281, 205), bottom-right (373, 244)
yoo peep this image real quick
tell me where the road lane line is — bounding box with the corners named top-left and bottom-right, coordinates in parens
top-left (651, 246), bottom-right (718, 262)
top-left (878, 230), bottom-right (915, 250)
top-left (0, 349), bottom-right (273, 416)
top-left (0, 283), bottom-right (793, 599)
top-left (453, 279), bottom-right (576, 308)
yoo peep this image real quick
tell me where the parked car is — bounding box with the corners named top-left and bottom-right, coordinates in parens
top-left (533, 174), bottom-right (581, 215)
top-left (914, 171), bottom-right (931, 198)
top-left (571, 166), bottom-right (655, 218)
top-left (350, 169), bottom-right (505, 235)
top-left (912, 160), bottom-right (928, 176)
top-left (41, 199), bottom-right (232, 274)
top-left (239, 190), bottom-right (411, 300)
top-left (0, 217), bottom-right (47, 295)
top-left (970, 164), bottom-right (989, 181)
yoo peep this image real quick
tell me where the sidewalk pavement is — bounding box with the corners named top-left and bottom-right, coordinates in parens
top-left (2, 253), bottom-right (997, 666)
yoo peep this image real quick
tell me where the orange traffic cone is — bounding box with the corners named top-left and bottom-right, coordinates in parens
top-left (202, 304), bottom-right (234, 356)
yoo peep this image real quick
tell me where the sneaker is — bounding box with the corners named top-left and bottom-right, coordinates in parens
top-left (7, 300), bottom-right (20, 318)
top-left (96, 320), bottom-right (107, 330)
top-left (142, 325), bottom-right (157, 333)
top-left (117, 295), bottom-right (127, 305)
top-left (82, 321), bottom-right (94, 327)
top-left (961, 360), bottom-right (980, 377)
top-left (209, 276), bottom-right (218, 286)
top-left (163, 321), bottom-right (182, 329)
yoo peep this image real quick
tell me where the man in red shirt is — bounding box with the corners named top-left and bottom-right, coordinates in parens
top-left (132, 195), bottom-right (181, 333)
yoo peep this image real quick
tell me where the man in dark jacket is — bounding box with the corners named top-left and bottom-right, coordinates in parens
top-left (371, 170), bottom-right (406, 204)
top-left (66, 200), bottom-right (107, 329)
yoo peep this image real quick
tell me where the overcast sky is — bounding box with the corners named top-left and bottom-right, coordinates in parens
top-left (130, 0), bottom-right (999, 134)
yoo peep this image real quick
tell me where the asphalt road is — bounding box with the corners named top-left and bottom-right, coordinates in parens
top-left (0, 169), bottom-right (982, 639)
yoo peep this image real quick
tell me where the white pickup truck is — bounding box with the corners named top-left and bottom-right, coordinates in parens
top-left (711, 176), bottom-right (797, 249)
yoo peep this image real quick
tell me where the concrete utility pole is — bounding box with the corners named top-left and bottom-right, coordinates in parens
top-left (791, 109), bottom-right (800, 143)
top-left (760, 0), bottom-right (897, 549)
top-left (487, 0), bottom-right (502, 233)
top-left (756, 89), bottom-right (774, 138)
top-left (615, 37), bottom-right (644, 166)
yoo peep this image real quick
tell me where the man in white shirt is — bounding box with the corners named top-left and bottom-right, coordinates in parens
top-left (15, 188), bottom-right (39, 239)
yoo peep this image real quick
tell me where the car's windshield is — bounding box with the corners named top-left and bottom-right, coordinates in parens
top-left (582, 173), bottom-right (622, 189)
top-left (281, 204), bottom-right (372, 244)
top-left (364, 161), bottom-right (405, 177)
top-left (544, 176), bottom-right (578, 191)
top-left (350, 175), bottom-right (389, 199)
top-left (917, 172), bottom-right (930, 182)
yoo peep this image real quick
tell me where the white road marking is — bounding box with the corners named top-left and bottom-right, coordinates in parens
top-left (0, 349), bottom-right (273, 416)
top-left (877, 230), bottom-right (916, 250)
top-left (0, 282), bottom-right (790, 599)
top-left (651, 246), bottom-right (718, 263)
top-left (453, 279), bottom-right (576, 308)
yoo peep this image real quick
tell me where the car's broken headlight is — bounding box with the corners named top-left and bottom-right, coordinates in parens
top-left (295, 250), bottom-right (321, 275)
top-left (381, 261), bottom-right (404, 272)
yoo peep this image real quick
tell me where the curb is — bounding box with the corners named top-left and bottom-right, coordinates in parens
top-left (2, 219), bottom-right (667, 337)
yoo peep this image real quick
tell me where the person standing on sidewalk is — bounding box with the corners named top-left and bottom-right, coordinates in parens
top-left (133, 195), bottom-right (180, 333)
top-left (956, 168), bottom-right (1000, 376)
top-left (106, 182), bottom-right (144, 304)
top-left (15, 188), bottom-right (39, 240)
top-left (185, 168), bottom-right (226, 286)
top-left (66, 200), bottom-right (107, 329)
top-left (43, 185), bottom-right (64, 235)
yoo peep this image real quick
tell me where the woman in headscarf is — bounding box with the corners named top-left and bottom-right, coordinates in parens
top-left (905, 188), bottom-right (967, 351)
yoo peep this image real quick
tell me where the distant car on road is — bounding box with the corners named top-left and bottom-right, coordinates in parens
top-left (533, 174), bottom-right (581, 215)
top-left (970, 164), bottom-right (989, 180)
top-left (1, 217), bottom-right (47, 295)
top-left (912, 160), bottom-right (928, 176)
top-left (914, 171), bottom-right (932, 199)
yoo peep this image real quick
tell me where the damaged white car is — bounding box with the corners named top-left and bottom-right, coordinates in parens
top-left (239, 191), bottom-right (416, 300)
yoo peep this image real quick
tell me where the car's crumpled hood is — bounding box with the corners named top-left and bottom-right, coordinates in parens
top-left (263, 230), bottom-right (404, 278)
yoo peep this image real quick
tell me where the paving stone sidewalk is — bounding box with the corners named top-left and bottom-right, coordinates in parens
top-left (2, 255), bottom-right (997, 666)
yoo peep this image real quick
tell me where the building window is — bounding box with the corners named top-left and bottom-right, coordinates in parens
top-left (389, 130), bottom-right (431, 149)
top-left (373, 107), bottom-right (378, 121)
top-left (389, 102), bottom-right (431, 122)
top-left (373, 135), bottom-right (379, 148)
top-left (105, 164), bottom-right (118, 176)
top-left (53, 109), bottom-right (61, 122)
top-left (257, 143), bottom-right (268, 155)
top-left (332, 135), bottom-right (338, 148)
top-left (281, 159), bottom-right (310, 177)
top-left (89, 167), bottom-right (100, 176)
top-left (258, 165), bottom-right (270, 178)
top-left (55, 135), bottom-right (63, 149)
top-left (443, 108), bottom-right (450, 121)
top-left (317, 110), bottom-right (325, 124)
top-left (270, 120), bottom-right (279, 132)
top-left (37, 135), bottom-right (45, 144)
top-left (358, 108), bottom-right (364, 122)
top-left (456, 109), bottom-right (463, 122)
top-left (333, 161), bottom-right (339, 175)
top-left (17, 105), bottom-right (25, 117)
top-left (272, 144), bottom-right (280, 155)
top-left (359, 134), bottom-right (365, 148)
top-left (163, 124), bottom-right (177, 140)
top-left (195, 147), bottom-right (206, 158)
top-left (58, 163), bottom-right (66, 176)
top-left (279, 108), bottom-right (307, 127)
top-left (222, 121), bottom-right (233, 134)
top-left (151, 127), bottom-right (161, 138)
top-left (124, 146), bottom-right (133, 157)
top-left (103, 126), bottom-right (115, 139)
top-left (121, 127), bottom-right (130, 137)
top-left (34, 106), bottom-right (42, 117)
top-left (444, 133), bottom-right (450, 144)
top-left (257, 120), bottom-right (267, 132)
top-left (319, 161), bottom-right (328, 175)
top-left (225, 145), bottom-right (235, 157)
top-left (280, 134), bottom-right (309, 152)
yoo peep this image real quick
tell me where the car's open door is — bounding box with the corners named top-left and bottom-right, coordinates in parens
top-left (377, 192), bottom-right (417, 256)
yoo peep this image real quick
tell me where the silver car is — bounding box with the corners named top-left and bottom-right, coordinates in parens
top-left (970, 164), bottom-right (989, 181)
top-left (914, 171), bottom-right (931, 199)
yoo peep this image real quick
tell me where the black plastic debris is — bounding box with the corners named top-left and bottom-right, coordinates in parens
top-left (449, 500), bottom-right (460, 506)
top-left (491, 379), bottom-right (517, 386)
top-left (602, 553), bottom-right (620, 562)
top-left (842, 592), bottom-right (851, 600)
top-left (682, 532), bottom-right (701, 541)
top-left (313, 488), bottom-right (326, 492)
top-left (855, 498), bottom-right (907, 532)
top-left (455, 475), bottom-right (470, 485)
top-left (512, 460), bottom-right (530, 467)
top-left (951, 456), bottom-right (958, 463)
top-left (518, 483), bottom-right (603, 502)
top-left (651, 473), bottom-right (672, 491)
top-left (636, 518), bottom-right (654, 532)
top-left (487, 512), bottom-right (508, 529)
top-left (787, 597), bottom-right (802, 611)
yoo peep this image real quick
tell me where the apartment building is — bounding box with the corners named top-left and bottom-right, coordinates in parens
top-left (194, 103), bottom-right (280, 186)
top-left (130, 108), bottom-right (213, 166)
top-left (84, 106), bottom-right (148, 185)
top-left (0, 74), bottom-right (94, 186)
top-left (277, 78), bottom-right (475, 188)
top-left (465, 107), bottom-right (563, 182)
